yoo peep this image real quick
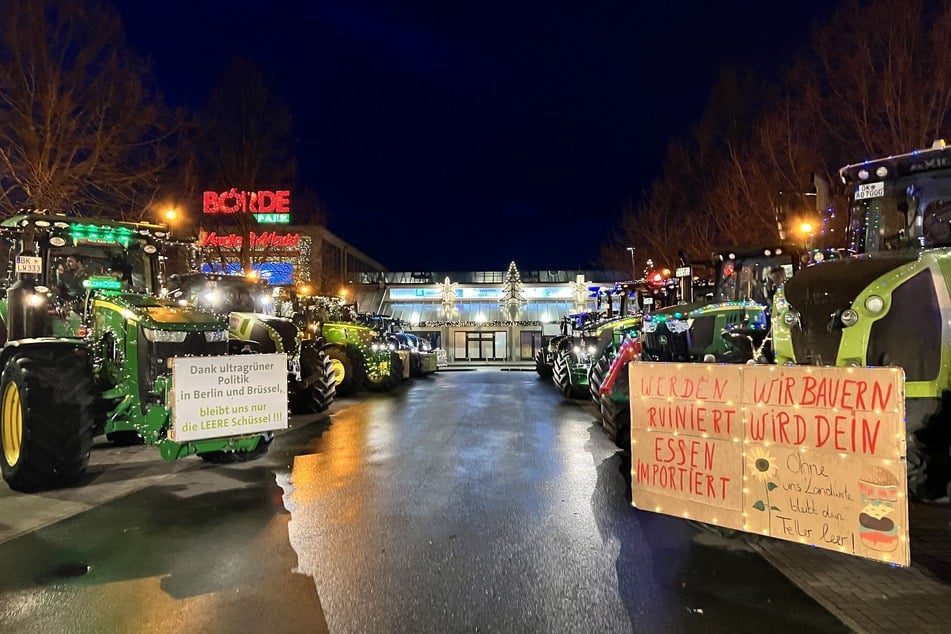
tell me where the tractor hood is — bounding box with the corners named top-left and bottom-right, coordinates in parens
top-left (783, 253), bottom-right (920, 314)
top-left (95, 293), bottom-right (228, 329)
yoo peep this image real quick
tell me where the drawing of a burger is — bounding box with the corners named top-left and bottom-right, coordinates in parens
top-left (858, 466), bottom-right (900, 552)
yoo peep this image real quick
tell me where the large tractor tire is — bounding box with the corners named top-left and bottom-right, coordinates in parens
top-left (199, 435), bottom-right (273, 464)
top-left (409, 353), bottom-right (423, 378)
top-left (326, 346), bottom-right (358, 397)
top-left (600, 394), bottom-right (631, 450)
top-left (552, 350), bottom-right (582, 398)
top-left (588, 347), bottom-right (615, 404)
top-left (1, 348), bottom-right (95, 492)
top-left (366, 351), bottom-right (402, 392)
top-left (290, 348), bottom-right (337, 414)
top-left (534, 348), bottom-right (552, 378)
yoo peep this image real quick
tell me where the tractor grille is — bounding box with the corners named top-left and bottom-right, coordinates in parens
top-left (687, 315), bottom-right (716, 357)
top-left (642, 323), bottom-right (690, 362)
top-left (137, 328), bottom-right (229, 410)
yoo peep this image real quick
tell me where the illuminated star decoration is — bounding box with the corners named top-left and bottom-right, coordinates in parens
top-left (440, 276), bottom-right (459, 318)
top-left (570, 277), bottom-right (590, 311)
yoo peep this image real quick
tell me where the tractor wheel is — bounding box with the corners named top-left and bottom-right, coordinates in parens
top-left (409, 353), bottom-right (422, 378)
top-left (600, 393), bottom-right (631, 450)
top-left (326, 347), bottom-right (358, 397)
top-left (1, 349), bottom-right (95, 492)
top-left (290, 348), bottom-right (337, 414)
top-left (552, 350), bottom-right (581, 398)
top-left (199, 435), bottom-right (273, 464)
top-left (534, 348), bottom-right (552, 378)
top-left (588, 347), bottom-right (615, 404)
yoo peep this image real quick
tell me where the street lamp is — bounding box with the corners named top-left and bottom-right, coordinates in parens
top-left (626, 246), bottom-right (639, 312)
top-left (626, 247), bottom-right (636, 280)
top-left (798, 221), bottom-right (816, 249)
top-left (163, 208), bottom-right (179, 239)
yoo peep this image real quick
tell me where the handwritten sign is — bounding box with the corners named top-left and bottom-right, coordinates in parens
top-left (630, 363), bottom-right (909, 566)
top-left (170, 353), bottom-right (289, 441)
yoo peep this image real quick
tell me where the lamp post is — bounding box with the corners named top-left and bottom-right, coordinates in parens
top-left (626, 246), bottom-right (639, 312)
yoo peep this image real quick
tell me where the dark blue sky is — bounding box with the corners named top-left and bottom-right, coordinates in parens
top-left (117, 0), bottom-right (840, 272)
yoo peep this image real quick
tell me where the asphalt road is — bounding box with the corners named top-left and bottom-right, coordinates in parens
top-left (0, 369), bottom-right (850, 633)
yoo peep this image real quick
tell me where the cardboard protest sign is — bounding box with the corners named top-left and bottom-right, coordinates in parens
top-left (630, 363), bottom-right (909, 566)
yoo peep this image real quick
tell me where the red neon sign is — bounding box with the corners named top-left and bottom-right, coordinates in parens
top-left (203, 189), bottom-right (290, 214)
top-left (200, 231), bottom-right (301, 249)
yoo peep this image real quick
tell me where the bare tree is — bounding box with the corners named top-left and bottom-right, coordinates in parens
top-left (794, 0), bottom-right (951, 161)
top-left (707, 97), bottom-right (828, 247)
top-left (0, 0), bottom-right (186, 220)
top-left (194, 56), bottom-right (297, 273)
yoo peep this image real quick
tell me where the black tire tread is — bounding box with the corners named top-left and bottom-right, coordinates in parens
top-left (1, 348), bottom-right (95, 492)
top-left (290, 348), bottom-right (336, 414)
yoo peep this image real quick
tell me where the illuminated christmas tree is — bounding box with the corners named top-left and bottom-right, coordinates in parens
top-left (500, 261), bottom-right (526, 321)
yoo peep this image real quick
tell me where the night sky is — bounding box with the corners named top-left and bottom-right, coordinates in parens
top-left (117, 0), bottom-right (840, 272)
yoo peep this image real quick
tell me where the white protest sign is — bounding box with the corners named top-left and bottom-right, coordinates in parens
top-left (170, 353), bottom-right (289, 441)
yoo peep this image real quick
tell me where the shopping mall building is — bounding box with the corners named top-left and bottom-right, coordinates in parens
top-left (195, 191), bottom-right (628, 364)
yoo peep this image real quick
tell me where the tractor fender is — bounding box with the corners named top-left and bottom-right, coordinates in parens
top-left (0, 337), bottom-right (91, 369)
top-left (300, 337), bottom-right (323, 354)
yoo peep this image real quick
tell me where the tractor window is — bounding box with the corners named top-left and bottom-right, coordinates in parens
top-left (49, 242), bottom-right (153, 295)
top-left (921, 199), bottom-right (951, 247)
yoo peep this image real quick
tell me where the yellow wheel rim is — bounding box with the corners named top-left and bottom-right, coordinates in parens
top-left (2, 381), bottom-right (23, 467)
top-left (329, 359), bottom-right (346, 385)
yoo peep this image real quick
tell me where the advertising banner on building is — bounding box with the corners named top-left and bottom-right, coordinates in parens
top-left (629, 362), bottom-right (909, 566)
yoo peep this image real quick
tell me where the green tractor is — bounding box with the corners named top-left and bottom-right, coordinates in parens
top-left (0, 214), bottom-right (276, 492)
top-left (278, 290), bottom-right (402, 397)
top-left (595, 248), bottom-right (800, 448)
top-left (640, 245), bottom-right (801, 364)
top-left (167, 272), bottom-right (336, 414)
top-left (550, 282), bottom-right (643, 400)
top-left (772, 139), bottom-right (951, 499)
top-left (586, 277), bottom-right (687, 404)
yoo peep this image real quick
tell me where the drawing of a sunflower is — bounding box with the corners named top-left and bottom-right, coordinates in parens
top-left (747, 445), bottom-right (777, 482)
top-left (747, 445), bottom-right (781, 523)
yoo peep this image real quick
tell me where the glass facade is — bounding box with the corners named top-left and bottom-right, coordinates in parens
top-left (351, 268), bottom-right (628, 364)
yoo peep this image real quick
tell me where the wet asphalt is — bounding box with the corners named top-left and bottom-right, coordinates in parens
top-left (0, 369), bottom-right (849, 633)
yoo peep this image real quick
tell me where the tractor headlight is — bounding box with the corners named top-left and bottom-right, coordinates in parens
top-left (203, 329), bottom-right (229, 343)
top-left (587, 346), bottom-right (597, 356)
top-left (142, 327), bottom-right (188, 343)
top-left (572, 345), bottom-right (581, 355)
top-left (840, 309), bottom-right (859, 327)
top-left (865, 295), bottom-right (885, 314)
